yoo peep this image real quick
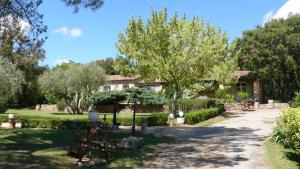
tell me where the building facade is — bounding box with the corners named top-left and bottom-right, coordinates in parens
top-left (100, 71), bottom-right (263, 102)
top-left (99, 75), bottom-right (164, 92)
top-left (230, 71), bottom-right (262, 102)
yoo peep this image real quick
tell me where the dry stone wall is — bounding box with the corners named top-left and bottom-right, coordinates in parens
top-left (36, 104), bottom-right (60, 112)
top-left (224, 102), bottom-right (290, 112)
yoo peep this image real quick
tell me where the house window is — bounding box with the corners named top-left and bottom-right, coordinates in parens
top-left (123, 84), bottom-right (129, 89)
top-left (237, 82), bottom-right (247, 92)
top-left (145, 85), bottom-right (156, 91)
top-left (103, 85), bottom-right (111, 91)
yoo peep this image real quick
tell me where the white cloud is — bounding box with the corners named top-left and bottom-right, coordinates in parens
top-left (69, 28), bottom-right (82, 37)
top-left (0, 15), bottom-right (30, 36)
top-left (54, 27), bottom-right (83, 38)
top-left (54, 59), bottom-right (71, 66)
top-left (263, 11), bottom-right (275, 24)
top-left (263, 0), bottom-right (300, 24)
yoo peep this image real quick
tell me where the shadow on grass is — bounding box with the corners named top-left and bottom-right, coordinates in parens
top-left (88, 130), bottom-right (173, 169)
top-left (0, 129), bottom-right (74, 169)
top-left (0, 129), bottom-right (172, 169)
top-left (286, 150), bottom-right (300, 166)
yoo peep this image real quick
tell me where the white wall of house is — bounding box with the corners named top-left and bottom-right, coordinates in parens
top-left (99, 83), bottom-right (136, 92)
top-left (99, 83), bottom-right (163, 92)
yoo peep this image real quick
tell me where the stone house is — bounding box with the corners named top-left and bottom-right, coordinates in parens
top-left (230, 71), bottom-right (262, 102)
top-left (99, 75), bottom-right (164, 92)
top-left (100, 71), bottom-right (263, 102)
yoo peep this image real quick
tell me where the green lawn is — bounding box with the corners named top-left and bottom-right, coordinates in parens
top-left (0, 128), bottom-right (172, 169)
top-left (264, 140), bottom-right (300, 169)
top-left (3, 108), bottom-right (155, 120)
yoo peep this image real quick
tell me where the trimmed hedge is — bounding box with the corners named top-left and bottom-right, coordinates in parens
top-left (0, 107), bottom-right (223, 128)
top-left (0, 112), bottom-right (169, 129)
top-left (167, 98), bottom-right (217, 113)
top-left (185, 108), bottom-right (223, 125)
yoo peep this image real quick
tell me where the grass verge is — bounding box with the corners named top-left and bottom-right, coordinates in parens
top-left (195, 112), bottom-right (232, 126)
top-left (264, 140), bottom-right (300, 169)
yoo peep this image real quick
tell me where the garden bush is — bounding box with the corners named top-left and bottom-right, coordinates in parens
top-left (215, 89), bottom-right (235, 102)
top-left (90, 88), bottom-right (166, 106)
top-left (56, 100), bottom-right (66, 111)
top-left (272, 108), bottom-right (300, 152)
top-left (130, 89), bottom-right (166, 106)
top-left (0, 97), bottom-right (8, 114)
top-left (0, 103), bottom-right (8, 114)
top-left (90, 90), bottom-right (128, 105)
top-left (291, 92), bottom-right (300, 107)
top-left (236, 91), bottom-right (250, 101)
top-left (167, 98), bottom-right (217, 113)
top-left (185, 108), bottom-right (222, 125)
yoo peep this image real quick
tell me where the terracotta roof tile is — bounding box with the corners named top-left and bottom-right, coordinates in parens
top-left (230, 70), bottom-right (251, 78)
top-left (106, 75), bottom-right (136, 81)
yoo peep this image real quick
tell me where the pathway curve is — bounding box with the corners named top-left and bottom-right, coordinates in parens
top-left (147, 109), bottom-right (280, 169)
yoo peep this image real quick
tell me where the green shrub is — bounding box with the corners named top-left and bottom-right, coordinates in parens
top-left (272, 108), bottom-right (300, 152)
top-left (90, 88), bottom-right (166, 106)
top-left (237, 92), bottom-right (250, 101)
top-left (167, 98), bottom-right (217, 113)
top-left (185, 108), bottom-right (222, 125)
top-left (146, 113), bottom-right (168, 126)
top-left (132, 89), bottom-right (166, 106)
top-left (0, 97), bottom-right (8, 114)
top-left (0, 103), bottom-right (7, 114)
top-left (44, 92), bottom-right (60, 104)
top-left (90, 90), bottom-right (128, 105)
top-left (292, 92), bottom-right (300, 107)
top-left (56, 100), bottom-right (66, 111)
top-left (215, 89), bottom-right (235, 102)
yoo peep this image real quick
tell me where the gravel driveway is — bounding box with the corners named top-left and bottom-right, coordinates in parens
top-left (147, 109), bottom-right (281, 169)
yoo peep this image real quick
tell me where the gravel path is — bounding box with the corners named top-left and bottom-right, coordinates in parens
top-left (147, 109), bottom-right (281, 169)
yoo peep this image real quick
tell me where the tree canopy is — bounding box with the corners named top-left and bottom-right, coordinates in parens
top-left (115, 8), bottom-right (233, 114)
top-left (0, 56), bottom-right (24, 112)
top-left (0, 16), bottom-right (46, 106)
top-left (0, 0), bottom-right (103, 38)
top-left (38, 63), bottom-right (106, 114)
top-left (235, 15), bottom-right (300, 101)
top-left (0, 0), bottom-right (104, 106)
top-left (94, 57), bottom-right (118, 75)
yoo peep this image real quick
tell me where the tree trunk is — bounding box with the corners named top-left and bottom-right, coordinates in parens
top-left (65, 100), bottom-right (75, 114)
top-left (172, 91), bottom-right (178, 116)
top-left (74, 92), bottom-right (84, 115)
top-left (77, 93), bottom-right (84, 115)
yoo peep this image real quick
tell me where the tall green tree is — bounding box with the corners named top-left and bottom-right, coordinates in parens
top-left (0, 56), bottom-right (24, 112)
top-left (0, 0), bottom-right (103, 106)
top-left (39, 63), bottom-right (106, 114)
top-left (94, 57), bottom-right (118, 75)
top-left (0, 16), bottom-right (46, 106)
top-left (115, 9), bottom-right (230, 114)
top-left (234, 15), bottom-right (300, 101)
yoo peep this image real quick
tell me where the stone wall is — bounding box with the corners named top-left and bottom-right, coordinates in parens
top-left (258, 103), bottom-right (290, 109)
top-left (224, 102), bottom-right (290, 112)
top-left (224, 103), bottom-right (244, 112)
top-left (36, 104), bottom-right (59, 112)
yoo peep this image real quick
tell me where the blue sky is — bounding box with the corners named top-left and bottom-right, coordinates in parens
top-left (39, 0), bottom-right (290, 67)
